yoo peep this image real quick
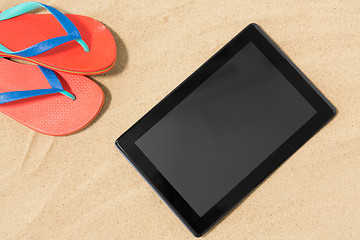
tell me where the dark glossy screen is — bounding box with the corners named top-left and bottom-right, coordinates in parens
top-left (135, 42), bottom-right (316, 217)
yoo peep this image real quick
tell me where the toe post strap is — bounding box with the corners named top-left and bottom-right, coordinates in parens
top-left (0, 65), bottom-right (75, 104)
top-left (0, 2), bottom-right (89, 57)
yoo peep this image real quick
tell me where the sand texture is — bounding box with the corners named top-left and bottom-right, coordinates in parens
top-left (0, 0), bottom-right (359, 239)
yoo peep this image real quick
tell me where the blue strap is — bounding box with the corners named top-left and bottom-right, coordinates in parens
top-left (0, 2), bottom-right (89, 57)
top-left (0, 65), bottom-right (75, 104)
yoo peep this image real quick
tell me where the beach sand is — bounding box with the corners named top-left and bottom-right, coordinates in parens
top-left (1, 0), bottom-right (359, 239)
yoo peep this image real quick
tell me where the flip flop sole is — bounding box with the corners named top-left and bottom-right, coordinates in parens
top-left (0, 13), bottom-right (117, 75)
top-left (0, 59), bottom-right (104, 136)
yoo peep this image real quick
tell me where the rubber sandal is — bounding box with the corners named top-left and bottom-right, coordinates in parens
top-left (0, 2), bottom-right (116, 75)
top-left (0, 58), bottom-right (104, 136)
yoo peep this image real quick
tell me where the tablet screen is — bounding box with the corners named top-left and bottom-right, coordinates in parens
top-left (135, 42), bottom-right (316, 217)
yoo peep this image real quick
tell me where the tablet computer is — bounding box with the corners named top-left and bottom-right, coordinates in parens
top-left (115, 23), bottom-right (336, 237)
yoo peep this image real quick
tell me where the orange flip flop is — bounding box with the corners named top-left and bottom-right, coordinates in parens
top-left (0, 2), bottom-right (116, 75)
top-left (0, 58), bottom-right (104, 136)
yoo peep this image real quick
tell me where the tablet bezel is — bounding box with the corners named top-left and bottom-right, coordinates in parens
top-left (115, 23), bottom-right (336, 237)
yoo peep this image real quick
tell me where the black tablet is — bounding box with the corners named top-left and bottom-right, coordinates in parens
top-left (115, 23), bottom-right (336, 237)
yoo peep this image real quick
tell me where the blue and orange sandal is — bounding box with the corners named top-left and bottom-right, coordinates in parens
top-left (0, 2), bottom-right (116, 75)
top-left (0, 58), bottom-right (104, 136)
